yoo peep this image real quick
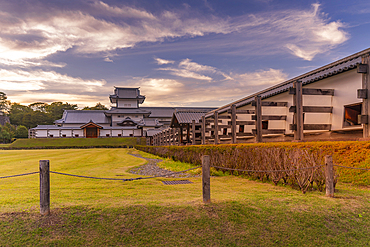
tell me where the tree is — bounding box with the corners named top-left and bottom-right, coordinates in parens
top-left (15, 125), bottom-right (28, 138)
top-left (0, 92), bottom-right (10, 113)
top-left (83, 102), bottom-right (108, 110)
top-left (8, 103), bottom-right (33, 127)
top-left (0, 123), bottom-right (15, 143)
top-left (46, 102), bottom-right (78, 120)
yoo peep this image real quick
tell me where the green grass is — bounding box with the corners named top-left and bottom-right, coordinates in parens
top-left (5, 137), bottom-right (146, 149)
top-left (1, 149), bottom-right (370, 246)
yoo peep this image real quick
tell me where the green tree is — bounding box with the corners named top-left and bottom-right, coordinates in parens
top-left (0, 123), bottom-right (15, 143)
top-left (46, 102), bottom-right (78, 120)
top-left (8, 103), bottom-right (33, 127)
top-left (83, 102), bottom-right (108, 110)
top-left (0, 92), bottom-right (10, 113)
top-left (15, 125), bottom-right (28, 138)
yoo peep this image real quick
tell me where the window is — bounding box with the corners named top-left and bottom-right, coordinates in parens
top-left (124, 104), bottom-right (131, 107)
top-left (223, 128), bottom-right (227, 135)
top-left (75, 134), bottom-right (79, 137)
top-left (262, 120), bottom-right (269, 130)
top-left (239, 125), bottom-right (244, 133)
top-left (62, 134), bottom-right (66, 137)
top-left (49, 134), bottom-right (53, 137)
top-left (106, 134), bottom-right (110, 137)
top-left (118, 115), bottom-right (120, 118)
top-left (129, 134), bottom-right (133, 137)
top-left (343, 103), bottom-right (362, 127)
top-left (118, 134), bottom-right (122, 137)
top-left (211, 130), bottom-right (214, 136)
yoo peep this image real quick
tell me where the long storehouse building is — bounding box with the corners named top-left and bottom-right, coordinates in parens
top-left (30, 87), bottom-right (215, 138)
top-left (151, 47), bottom-right (370, 145)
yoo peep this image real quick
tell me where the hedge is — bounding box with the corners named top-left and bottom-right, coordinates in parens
top-left (136, 141), bottom-right (370, 189)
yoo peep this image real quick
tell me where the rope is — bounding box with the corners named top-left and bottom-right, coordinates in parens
top-left (0, 171), bottom-right (39, 179)
top-left (333, 164), bottom-right (370, 171)
top-left (49, 166), bottom-right (201, 181)
top-left (211, 165), bottom-right (324, 173)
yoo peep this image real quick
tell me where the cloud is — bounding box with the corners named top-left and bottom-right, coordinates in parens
top-left (158, 58), bottom-right (231, 81)
top-left (154, 58), bottom-right (175, 65)
top-left (0, 69), bottom-right (106, 93)
top-left (104, 57), bottom-right (113, 62)
top-left (130, 62), bottom-right (287, 106)
top-left (0, 1), bottom-right (230, 67)
top-left (228, 3), bottom-right (348, 60)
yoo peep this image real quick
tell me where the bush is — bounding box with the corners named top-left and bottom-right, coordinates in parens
top-left (137, 141), bottom-right (370, 189)
top-left (15, 125), bottom-right (28, 138)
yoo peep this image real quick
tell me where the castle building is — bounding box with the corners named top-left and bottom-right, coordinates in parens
top-left (30, 87), bottom-right (215, 138)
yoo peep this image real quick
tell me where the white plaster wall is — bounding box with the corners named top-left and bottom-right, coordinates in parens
top-left (117, 99), bottom-right (138, 108)
top-left (215, 69), bottom-right (362, 135)
top-left (36, 130), bottom-right (48, 138)
top-left (60, 129), bottom-right (72, 137)
top-left (48, 129), bottom-right (60, 137)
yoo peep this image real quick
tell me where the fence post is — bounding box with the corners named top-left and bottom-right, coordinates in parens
top-left (202, 155), bottom-right (211, 203)
top-left (192, 120), bottom-right (196, 145)
top-left (39, 160), bottom-right (50, 215)
top-left (325, 155), bottom-right (334, 197)
top-left (201, 116), bottom-right (206, 145)
top-left (231, 104), bottom-right (237, 144)
top-left (255, 95), bottom-right (262, 142)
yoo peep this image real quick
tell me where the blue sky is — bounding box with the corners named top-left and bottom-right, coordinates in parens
top-left (1, 0), bottom-right (370, 108)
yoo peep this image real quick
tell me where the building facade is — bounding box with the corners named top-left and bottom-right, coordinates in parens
top-left (30, 87), bottom-right (215, 138)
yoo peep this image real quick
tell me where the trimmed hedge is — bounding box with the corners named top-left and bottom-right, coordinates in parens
top-left (137, 141), bottom-right (370, 188)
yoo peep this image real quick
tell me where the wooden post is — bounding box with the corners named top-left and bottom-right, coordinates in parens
top-left (186, 124), bottom-right (190, 144)
top-left (201, 116), bottom-right (206, 145)
top-left (362, 55), bottom-right (370, 138)
top-left (231, 104), bottom-right (237, 144)
top-left (180, 126), bottom-right (183, 145)
top-left (255, 96), bottom-right (262, 142)
top-left (202, 155), bottom-right (211, 203)
top-left (214, 112), bottom-right (219, 145)
top-left (325, 155), bottom-right (334, 197)
top-left (39, 160), bottom-right (50, 215)
top-left (192, 120), bottom-right (196, 145)
top-left (294, 80), bottom-right (304, 141)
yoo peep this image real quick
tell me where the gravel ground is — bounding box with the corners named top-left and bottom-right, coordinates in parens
top-left (128, 153), bottom-right (199, 178)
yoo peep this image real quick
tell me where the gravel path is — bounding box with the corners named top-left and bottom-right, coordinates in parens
top-left (128, 153), bottom-right (199, 178)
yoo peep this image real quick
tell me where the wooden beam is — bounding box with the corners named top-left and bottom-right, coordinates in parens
top-left (201, 116), bottom-right (206, 145)
top-left (252, 101), bottom-right (288, 107)
top-left (358, 89), bottom-right (368, 99)
top-left (255, 95), bottom-right (262, 142)
top-left (289, 88), bottom-right (334, 96)
top-left (227, 109), bottom-right (256, 114)
top-left (228, 121), bottom-right (255, 125)
top-left (236, 132), bottom-right (254, 137)
top-left (214, 112), bottom-right (219, 145)
top-left (231, 104), bottom-right (236, 144)
top-left (290, 124), bottom-right (331, 131)
top-left (205, 119), bottom-right (222, 124)
top-left (289, 106), bottom-right (333, 113)
top-left (192, 120), bottom-right (196, 145)
top-left (294, 80), bottom-right (304, 141)
top-left (251, 115), bottom-right (287, 121)
top-left (205, 127), bottom-right (214, 132)
top-left (358, 115), bottom-right (369, 124)
top-left (252, 129), bottom-right (285, 135)
top-left (211, 115), bottom-right (231, 119)
top-left (361, 55), bottom-right (370, 138)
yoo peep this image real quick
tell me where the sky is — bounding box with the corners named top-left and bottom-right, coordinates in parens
top-left (1, 0), bottom-right (370, 109)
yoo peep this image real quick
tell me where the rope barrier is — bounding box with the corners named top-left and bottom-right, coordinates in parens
top-left (0, 171), bottom-right (39, 179)
top-left (49, 166), bottom-right (202, 181)
top-left (333, 164), bottom-right (370, 171)
top-left (211, 165), bottom-right (324, 173)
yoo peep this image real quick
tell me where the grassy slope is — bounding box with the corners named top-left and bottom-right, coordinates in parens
top-left (0, 149), bottom-right (370, 246)
top-left (7, 137), bottom-right (146, 148)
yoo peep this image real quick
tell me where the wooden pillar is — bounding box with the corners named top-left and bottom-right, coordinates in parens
top-left (361, 55), bottom-right (370, 138)
top-left (231, 104), bottom-right (237, 144)
top-left (186, 124), bottom-right (190, 143)
top-left (255, 96), bottom-right (262, 142)
top-left (192, 120), bottom-right (196, 145)
top-left (39, 160), bottom-right (50, 215)
top-left (325, 155), bottom-right (334, 197)
top-left (171, 128), bottom-right (175, 145)
top-left (201, 116), bottom-right (206, 145)
top-left (214, 112), bottom-right (219, 145)
top-left (293, 80), bottom-right (304, 141)
top-left (202, 155), bottom-right (211, 203)
top-left (180, 126), bottom-right (183, 145)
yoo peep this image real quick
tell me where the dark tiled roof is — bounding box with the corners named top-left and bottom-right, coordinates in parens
top-left (172, 110), bottom-right (208, 125)
top-left (105, 108), bottom-right (151, 115)
top-left (54, 110), bottom-right (109, 124)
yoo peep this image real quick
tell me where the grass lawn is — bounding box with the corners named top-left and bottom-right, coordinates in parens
top-left (5, 137), bottom-right (146, 149)
top-left (1, 148), bottom-right (370, 246)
